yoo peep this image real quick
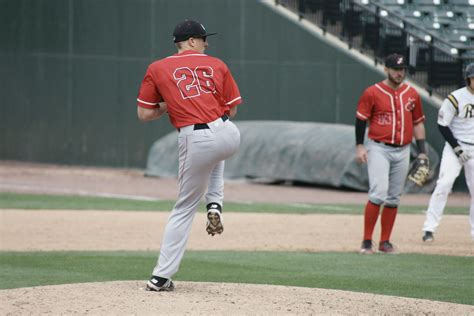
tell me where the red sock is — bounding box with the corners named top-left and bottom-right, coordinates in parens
top-left (380, 206), bottom-right (398, 242)
top-left (363, 201), bottom-right (381, 241)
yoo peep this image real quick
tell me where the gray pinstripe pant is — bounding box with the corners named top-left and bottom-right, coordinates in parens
top-left (367, 139), bottom-right (410, 207)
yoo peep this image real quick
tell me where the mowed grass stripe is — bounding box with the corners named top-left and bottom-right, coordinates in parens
top-left (0, 251), bottom-right (472, 305)
top-left (0, 192), bottom-right (469, 215)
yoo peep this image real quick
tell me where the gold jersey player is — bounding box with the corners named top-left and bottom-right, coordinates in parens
top-left (136, 20), bottom-right (242, 291)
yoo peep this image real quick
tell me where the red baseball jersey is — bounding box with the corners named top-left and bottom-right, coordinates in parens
top-left (356, 81), bottom-right (425, 146)
top-left (137, 50), bottom-right (242, 128)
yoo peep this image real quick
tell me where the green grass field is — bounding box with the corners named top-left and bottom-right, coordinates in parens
top-left (0, 192), bottom-right (469, 214)
top-left (1, 193), bottom-right (473, 306)
top-left (0, 251), bottom-right (472, 305)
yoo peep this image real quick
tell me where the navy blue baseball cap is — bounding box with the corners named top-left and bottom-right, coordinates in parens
top-left (385, 53), bottom-right (407, 69)
top-left (173, 20), bottom-right (217, 43)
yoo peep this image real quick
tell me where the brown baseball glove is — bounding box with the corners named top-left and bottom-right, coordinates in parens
top-left (408, 156), bottom-right (430, 186)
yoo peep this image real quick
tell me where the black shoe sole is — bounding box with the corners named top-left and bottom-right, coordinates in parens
top-left (146, 281), bottom-right (175, 292)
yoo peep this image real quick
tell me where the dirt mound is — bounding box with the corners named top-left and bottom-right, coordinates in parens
top-left (2, 281), bottom-right (473, 315)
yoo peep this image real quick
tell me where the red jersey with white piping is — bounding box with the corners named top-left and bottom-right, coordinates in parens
top-left (356, 81), bottom-right (425, 146)
top-left (137, 50), bottom-right (242, 128)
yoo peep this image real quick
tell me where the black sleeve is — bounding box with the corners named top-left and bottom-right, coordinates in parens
top-left (438, 124), bottom-right (459, 149)
top-left (355, 118), bottom-right (367, 145)
top-left (416, 139), bottom-right (426, 154)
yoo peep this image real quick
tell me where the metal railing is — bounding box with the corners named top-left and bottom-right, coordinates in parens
top-left (275, 0), bottom-right (474, 98)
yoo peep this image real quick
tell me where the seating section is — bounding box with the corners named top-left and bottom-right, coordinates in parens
top-left (372, 0), bottom-right (474, 47)
top-left (279, 0), bottom-right (473, 96)
top-left (298, 0), bottom-right (473, 47)
top-left (351, 0), bottom-right (473, 91)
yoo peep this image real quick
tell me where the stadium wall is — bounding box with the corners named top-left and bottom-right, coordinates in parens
top-left (0, 0), bottom-right (449, 168)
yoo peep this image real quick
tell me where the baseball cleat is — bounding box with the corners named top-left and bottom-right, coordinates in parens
top-left (378, 240), bottom-right (396, 254)
top-left (146, 276), bottom-right (175, 292)
top-left (422, 231), bottom-right (434, 242)
top-left (359, 240), bottom-right (374, 254)
top-left (206, 203), bottom-right (223, 236)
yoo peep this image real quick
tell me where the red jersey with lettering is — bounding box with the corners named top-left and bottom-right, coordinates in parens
top-left (137, 50), bottom-right (242, 128)
top-left (356, 81), bottom-right (425, 146)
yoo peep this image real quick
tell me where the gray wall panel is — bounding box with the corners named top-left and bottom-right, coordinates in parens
top-left (73, 0), bottom-right (151, 57)
top-left (0, 0), bottom-right (448, 175)
top-left (36, 0), bottom-right (70, 53)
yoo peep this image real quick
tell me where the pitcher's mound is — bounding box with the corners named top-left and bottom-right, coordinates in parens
top-left (1, 281), bottom-right (472, 314)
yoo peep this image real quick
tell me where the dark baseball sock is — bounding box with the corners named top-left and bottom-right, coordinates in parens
top-left (206, 202), bottom-right (222, 213)
top-left (363, 201), bottom-right (381, 241)
top-left (380, 206), bottom-right (397, 242)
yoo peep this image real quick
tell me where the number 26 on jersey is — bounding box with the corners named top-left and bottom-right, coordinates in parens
top-left (173, 66), bottom-right (215, 100)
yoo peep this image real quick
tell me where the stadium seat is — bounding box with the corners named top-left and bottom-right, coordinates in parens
top-left (410, 0), bottom-right (445, 5)
top-left (447, 0), bottom-right (474, 5)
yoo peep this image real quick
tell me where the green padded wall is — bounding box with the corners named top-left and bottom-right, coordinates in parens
top-left (0, 0), bottom-right (444, 168)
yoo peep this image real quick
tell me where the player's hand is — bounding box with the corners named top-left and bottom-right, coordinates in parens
top-left (454, 146), bottom-right (471, 163)
top-left (417, 153), bottom-right (428, 160)
top-left (356, 145), bottom-right (368, 164)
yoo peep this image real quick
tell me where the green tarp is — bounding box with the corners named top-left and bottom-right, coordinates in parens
top-left (145, 121), bottom-right (440, 193)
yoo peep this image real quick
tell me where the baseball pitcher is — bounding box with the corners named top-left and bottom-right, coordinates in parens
top-left (136, 20), bottom-right (242, 291)
top-left (355, 53), bottom-right (427, 254)
top-left (422, 63), bottom-right (474, 242)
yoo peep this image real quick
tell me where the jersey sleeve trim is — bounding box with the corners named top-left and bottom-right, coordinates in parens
top-left (356, 111), bottom-right (369, 121)
top-left (413, 115), bottom-right (425, 124)
top-left (137, 98), bottom-right (160, 108)
top-left (226, 96), bottom-right (242, 105)
top-left (447, 94), bottom-right (459, 113)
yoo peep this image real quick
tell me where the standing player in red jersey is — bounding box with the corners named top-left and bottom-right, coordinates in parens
top-left (354, 53), bottom-right (427, 254)
top-left (136, 20), bottom-right (242, 291)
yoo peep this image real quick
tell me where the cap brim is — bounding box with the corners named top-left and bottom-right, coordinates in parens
top-left (202, 32), bottom-right (217, 37)
top-left (387, 65), bottom-right (407, 69)
top-left (173, 32), bottom-right (218, 43)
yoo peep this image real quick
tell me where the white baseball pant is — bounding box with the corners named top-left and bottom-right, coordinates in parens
top-left (152, 117), bottom-right (240, 278)
top-left (423, 143), bottom-right (474, 239)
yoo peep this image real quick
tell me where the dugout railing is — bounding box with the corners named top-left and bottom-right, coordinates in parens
top-left (275, 0), bottom-right (474, 98)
